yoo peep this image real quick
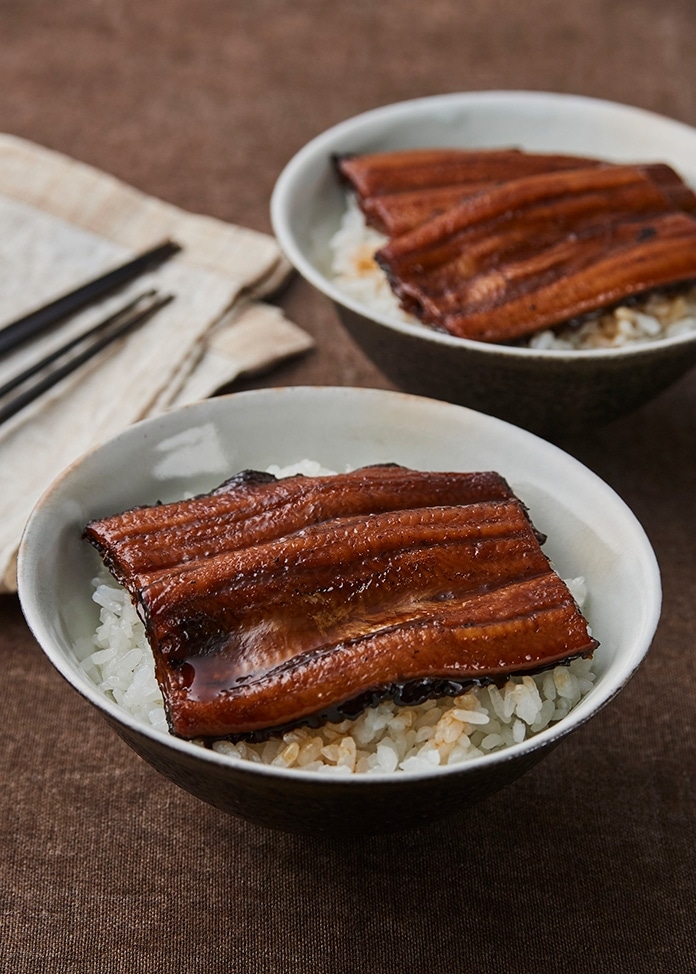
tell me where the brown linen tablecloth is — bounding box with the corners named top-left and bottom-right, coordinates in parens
top-left (2, 2), bottom-right (695, 972)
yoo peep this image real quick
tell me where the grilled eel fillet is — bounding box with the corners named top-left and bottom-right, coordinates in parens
top-left (372, 163), bottom-right (696, 342)
top-left (84, 465), bottom-right (597, 739)
top-left (336, 148), bottom-right (696, 236)
top-left (335, 148), bottom-right (608, 235)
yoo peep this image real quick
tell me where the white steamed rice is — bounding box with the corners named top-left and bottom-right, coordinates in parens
top-left (81, 461), bottom-right (597, 776)
top-left (330, 194), bottom-right (696, 351)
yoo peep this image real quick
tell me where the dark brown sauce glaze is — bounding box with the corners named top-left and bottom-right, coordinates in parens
top-left (335, 147), bottom-right (607, 234)
top-left (84, 465), bottom-right (515, 587)
top-left (84, 466), bottom-right (597, 740)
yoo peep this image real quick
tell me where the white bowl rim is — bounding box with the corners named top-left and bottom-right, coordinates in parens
top-left (271, 89), bottom-right (696, 362)
top-left (18, 385), bottom-right (663, 788)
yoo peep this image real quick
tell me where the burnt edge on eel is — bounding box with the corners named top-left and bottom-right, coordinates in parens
top-left (84, 464), bottom-right (598, 741)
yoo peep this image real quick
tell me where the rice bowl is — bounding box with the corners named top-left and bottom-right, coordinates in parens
top-left (271, 91), bottom-right (696, 434)
top-left (17, 387), bottom-right (661, 833)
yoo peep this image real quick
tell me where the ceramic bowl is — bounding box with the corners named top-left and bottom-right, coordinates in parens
top-left (271, 91), bottom-right (696, 437)
top-left (18, 387), bottom-right (661, 835)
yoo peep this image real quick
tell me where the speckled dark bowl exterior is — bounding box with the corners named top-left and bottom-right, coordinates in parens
top-left (105, 710), bottom-right (555, 835)
top-left (336, 306), bottom-right (696, 436)
top-left (271, 91), bottom-right (696, 436)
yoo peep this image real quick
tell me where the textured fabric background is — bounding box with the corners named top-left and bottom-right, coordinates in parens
top-left (1, 2), bottom-right (695, 971)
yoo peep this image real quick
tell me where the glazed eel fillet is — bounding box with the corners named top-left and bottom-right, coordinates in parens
top-left (335, 148), bottom-right (608, 235)
top-left (373, 163), bottom-right (696, 342)
top-left (84, 465), bottom-right (598, 739)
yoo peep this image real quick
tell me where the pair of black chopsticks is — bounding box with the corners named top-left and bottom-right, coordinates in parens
top-left (0, 240), bottom-right (180, 426)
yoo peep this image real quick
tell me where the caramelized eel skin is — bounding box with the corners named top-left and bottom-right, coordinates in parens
top-left (362, 163), bottom-right (696, 237)
top-left (373, 164), bottom-right (696, 342)
top-left (84, 467), bottom-right (597, 739)
top-left (83, 467), bottom-right (516, 586)
top-left (335, 148), bottom-right (606, 235)
top-left (337, 148), bottom-right (696, 236)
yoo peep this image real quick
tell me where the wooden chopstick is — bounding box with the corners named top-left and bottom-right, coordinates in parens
top-left (0, 291), bottom-right (174, 427)
top-left (0, 239), bottom-right (181, 357)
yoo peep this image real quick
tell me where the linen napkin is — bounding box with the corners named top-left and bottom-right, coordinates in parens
top-left (0, 134), bottom-right (312, 592)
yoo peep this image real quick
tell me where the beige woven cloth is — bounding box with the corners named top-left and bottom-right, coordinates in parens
top-left (0, 134), bottom-right (312, 592)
